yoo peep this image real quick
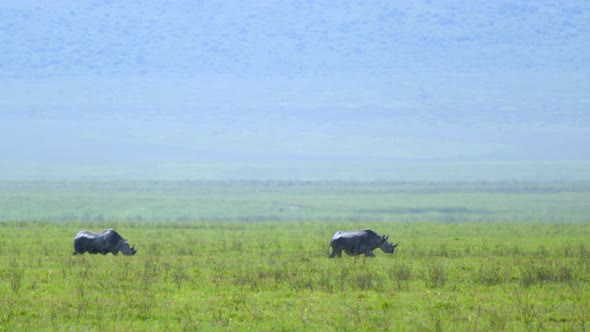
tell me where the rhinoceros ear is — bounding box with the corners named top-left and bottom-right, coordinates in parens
top-left (384, 235), bottom-right (389, 241)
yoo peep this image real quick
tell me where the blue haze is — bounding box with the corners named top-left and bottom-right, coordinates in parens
top-left (0, 1), bottom-right (589, 180)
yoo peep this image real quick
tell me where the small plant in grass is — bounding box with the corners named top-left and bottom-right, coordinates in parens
top-left (317, 270), bottom-right (335, 293)
top-left (392, 261), bottom-right (412, 291)
top-left (520, 262), bottom-right (576, 287)
top-left (353, 272), bottom-right (384, 291)
top-left (474, 263), bottom-right (504, 286)
top-left (513, 290), bottom-right (542, 329)
top-left (171, 263), bottom-right (189, 289)
top-left (425, 262), bottom-right (446, 288)
top-left (8, 258), bottom-right (24, 294)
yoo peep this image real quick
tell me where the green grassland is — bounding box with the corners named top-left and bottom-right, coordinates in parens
top-left (1, 180), bottom-right (590, 223)
top-left (1, 221), bottom-right (589, 331)
top-left (0, 181), bottom-right (589, 330)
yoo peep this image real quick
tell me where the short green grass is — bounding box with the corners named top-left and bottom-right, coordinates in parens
top-left (1, 220), bottom-right (589, 331)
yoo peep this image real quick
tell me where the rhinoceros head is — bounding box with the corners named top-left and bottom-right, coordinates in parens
top-left (120, 241), bottom-right (137, 255)
top-left (380, 235), bottom-right (398, 254)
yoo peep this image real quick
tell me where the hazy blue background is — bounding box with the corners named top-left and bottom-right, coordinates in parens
top-left (1, 1), bottom-right (589, 180)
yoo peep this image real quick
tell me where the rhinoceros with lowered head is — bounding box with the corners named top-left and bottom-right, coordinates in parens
top-left (329, 229), bottom-right (397, 258)
top-left (73, 229), bottom-right (136, 256)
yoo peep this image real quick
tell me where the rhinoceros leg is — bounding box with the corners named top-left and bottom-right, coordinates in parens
top-left (329, 248), bottom-right (342, 258)
top-left (365, 250), bottom-right (375, 257)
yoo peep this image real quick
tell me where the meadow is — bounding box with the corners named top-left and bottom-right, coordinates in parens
top-left (1, 181), bottom-right (589, 330)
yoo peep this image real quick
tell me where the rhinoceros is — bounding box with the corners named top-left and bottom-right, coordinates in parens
top-left (329, 229), bottom-right (397, 258)
top-left (73, 229), bottom-right (136, 255)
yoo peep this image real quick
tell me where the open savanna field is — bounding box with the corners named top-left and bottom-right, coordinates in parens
top-left (1, 181), bottom-right (589, 330)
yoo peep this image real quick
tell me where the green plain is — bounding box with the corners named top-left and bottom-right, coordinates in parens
top-left (0, 181), bottom-right (589, 330)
